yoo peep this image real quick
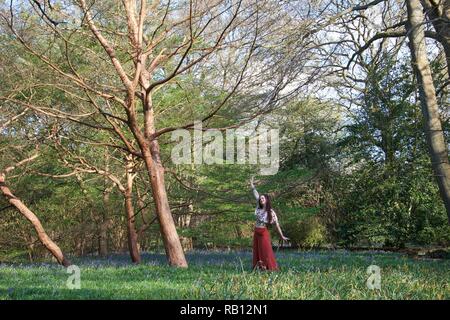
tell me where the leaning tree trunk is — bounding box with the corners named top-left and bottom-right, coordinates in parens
top-left (134, 75), bottom-right (188, 268)
top-left (124, 156), bottom-right (141, 264)
top-left (407, 0), bottom-right (450, 222)
top-left (120, 77), bottom-right (187, 267)
top-left (126, 102), bottom-right (187, 267)
top-left (127, 100), bottom-right (187, 268)
top-left (140, 142), bottom-right (188, 267)
top-left (0, 174), bottom-right (70, 266)
top-left (78, 0), bottom-right (186, 268)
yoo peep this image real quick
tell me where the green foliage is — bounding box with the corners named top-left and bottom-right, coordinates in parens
top-left (334, 160), bottom-right (450, 247)
top-left (332, 56), bottom-right (450, 248)
top-left (417, 225), bottom-right (450, 246)
top-left (286, 216), bottom-right (327, 248)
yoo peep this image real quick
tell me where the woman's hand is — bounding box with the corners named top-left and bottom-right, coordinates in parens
top-left (280, 235), bottom-right (290, 242)
top-left (250, 176), bottom-right (255, 188)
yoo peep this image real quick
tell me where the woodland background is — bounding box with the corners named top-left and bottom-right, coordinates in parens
top-left (0, 0), bottom-right (449, 266)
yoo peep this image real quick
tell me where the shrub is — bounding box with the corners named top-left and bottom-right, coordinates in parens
top-left (284, 216), bottom-right (327, 248)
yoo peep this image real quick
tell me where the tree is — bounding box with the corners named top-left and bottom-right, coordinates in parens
top-left (1, 0), bottom-right (328, 265)
top-left (46, 139), bottom-right (145, 263)
top-left (334, 56), bottom-right (448, 247)
top-left (406, 0), bottom-right (450, 221)
top-left (0, 163), bottom-right (70, 267)
top-left (419, 0), bottom-right (450, 78)
top-left (0, 110), bottom-right (70, 266)
top-left (0, 0), bottom-right (256, 267)
top-left (326, 0), bottom-right (450, 222)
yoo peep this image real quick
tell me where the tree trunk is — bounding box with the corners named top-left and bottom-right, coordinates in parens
top-left (407, 0), bottom-right (450, 222)
top-left (99, 155), bottom-right (112, 257)
top-left (130, 81), bottom-right (187, 267)
top-left (235, 225), bottom-right (244, 239)
top-left (0, 174), bottom-right (70, 267)
top-left (99, 188), bottom-right (111, 257)
top-left (124, 192), bottom-right (141, 263)
top-left (98, 219), bottom-right (109, 257)
top-left (141, 145), bottom-right (188, 267)
top-left (23, 233), bottom-right (35, 262)
top-left (125, 157), bottom-right (141, 264)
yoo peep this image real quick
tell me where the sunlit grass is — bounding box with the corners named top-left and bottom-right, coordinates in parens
top-left (0, 250), bottom-right (448, 299)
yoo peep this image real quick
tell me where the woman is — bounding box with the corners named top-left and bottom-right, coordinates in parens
top-left (250, 176), bottom-right (289, 271)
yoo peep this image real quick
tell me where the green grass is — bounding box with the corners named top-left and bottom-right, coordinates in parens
top-left (0, 250), bottom-right (448, 299)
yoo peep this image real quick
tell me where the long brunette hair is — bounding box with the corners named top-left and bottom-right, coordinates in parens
top-left (258, 193), bottom-right (273, 224)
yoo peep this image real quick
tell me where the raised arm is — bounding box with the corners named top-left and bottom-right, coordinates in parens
top-left (250, 176), bottom-right (259, 202)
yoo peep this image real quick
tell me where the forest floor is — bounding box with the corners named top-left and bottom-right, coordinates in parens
top-left (0, 250), bottom-right (448, 299)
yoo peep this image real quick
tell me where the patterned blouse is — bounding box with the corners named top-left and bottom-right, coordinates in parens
top-left (252, 187), bottom-right (279, 228)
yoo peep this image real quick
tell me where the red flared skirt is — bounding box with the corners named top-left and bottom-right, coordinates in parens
top-left (252, 227), bottom-right (279, 271)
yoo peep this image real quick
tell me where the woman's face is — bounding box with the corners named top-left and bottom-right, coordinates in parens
top-left (259, 195), bottom-right (266, 205)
